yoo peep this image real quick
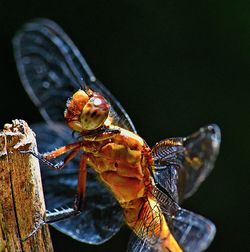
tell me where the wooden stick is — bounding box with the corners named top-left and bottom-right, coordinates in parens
top-left (0, 120), bottom-right (53, 252)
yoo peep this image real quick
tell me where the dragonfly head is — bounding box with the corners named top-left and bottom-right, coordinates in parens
top-left (64, 89), bottom-right (110, 132)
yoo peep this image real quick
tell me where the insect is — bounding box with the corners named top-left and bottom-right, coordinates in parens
top-left (13, 19), bottom-right (221, 252)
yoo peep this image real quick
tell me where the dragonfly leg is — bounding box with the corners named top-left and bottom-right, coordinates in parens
top-left (45, 206), bottom-right (81, 223)
top-left (74, 154), bottom-right (87, 211)
top-left (42, 141), bottom-right (82, 160)
top-left (45, 154), bottom-right (87, 223)
top-left (20, 142), bottom-right (82, 170)
top-left (22, 206), bottom-right (80, 242)
top-left (43, 148), bottom-right (81, 170)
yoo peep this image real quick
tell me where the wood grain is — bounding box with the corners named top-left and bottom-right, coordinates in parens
top-left (0, 120), bottom-right (53, 252)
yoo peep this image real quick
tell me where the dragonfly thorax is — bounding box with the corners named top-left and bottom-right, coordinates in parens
top-left (64, 89), bottom-right (110, 132)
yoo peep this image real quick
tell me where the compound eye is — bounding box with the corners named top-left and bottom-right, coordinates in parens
top-left (80, 94), bottom-right (110, 130)
top-left (64, 89), bottom-right (90, 132)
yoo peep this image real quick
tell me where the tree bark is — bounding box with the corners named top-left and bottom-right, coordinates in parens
top-left (0, 120), bottom-right (53, 252)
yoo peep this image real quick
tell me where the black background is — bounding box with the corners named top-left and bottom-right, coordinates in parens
top-left (0, 1), bottom-right (249, 251)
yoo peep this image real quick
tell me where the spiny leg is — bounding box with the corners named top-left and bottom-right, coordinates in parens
top-left (21, 141), bottom-right (82, 170)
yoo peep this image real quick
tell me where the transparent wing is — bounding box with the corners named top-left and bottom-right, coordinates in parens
top-left (126, 198), bottom-right (166, 252)
top-left (167, 209), bottom-right (216, 252)
top-left (127, 232), bottom-right (160, 252)
top-left (152, 124), bottom-right (221, 202)
top-left (32, 123), bottom-right (123, 244)
top-left (152, 186), bottom-right (216, 252)
top-left (13, 18), bottom-right (136, 133)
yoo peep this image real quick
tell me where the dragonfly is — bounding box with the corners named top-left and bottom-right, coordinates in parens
top-left (13, 19), bottom-right (221, 252)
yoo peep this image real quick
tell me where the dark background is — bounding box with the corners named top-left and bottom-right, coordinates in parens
top-left (0, 1), bottom-right (249, 251)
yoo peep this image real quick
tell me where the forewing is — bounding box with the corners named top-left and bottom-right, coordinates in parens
top-left (152, 186), bottom-right (216, 252)
top-left (152, 124), bottom-right (221, 202)
top-left (32, 123), bottom-right (123, 244)
top-left (13, 18), bottom-right (136, 132)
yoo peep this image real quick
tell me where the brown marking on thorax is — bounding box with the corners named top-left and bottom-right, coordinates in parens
top-left (81, 127), bottom-right (153, 204)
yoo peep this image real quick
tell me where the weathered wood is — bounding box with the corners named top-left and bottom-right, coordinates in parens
top-left (0, 120), bottom-right (53, 252)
